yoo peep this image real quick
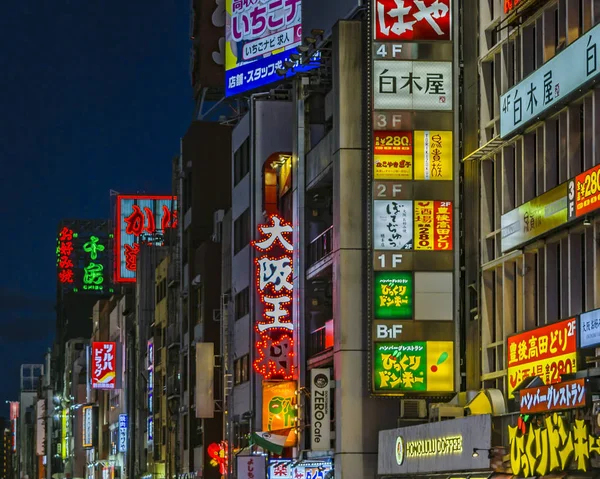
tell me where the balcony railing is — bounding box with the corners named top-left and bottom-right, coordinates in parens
top-left (308, 319), bottom-right (334, 358)
top-left (307, 226), bottom-right (333, 268)
top-left (167, 375), bottom-right (180, 399)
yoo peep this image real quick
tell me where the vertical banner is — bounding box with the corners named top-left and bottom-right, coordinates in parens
top-left (237, 455), bottom-right (266, 479)
top-left (82, 406), bottom-right (94, 448)
top-left (36, 400), bottom-right (45, 456)
top-left (91, 342), bottom-right (118, 390)
top-left (118, 414), bottom-right (128, 453)
top-left (310, 369), bottom-right (331, 451)
top-left (195, 342), bottom-right (215, 418)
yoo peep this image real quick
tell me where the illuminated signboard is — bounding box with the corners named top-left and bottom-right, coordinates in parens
top-left (414, 201), bottom-right (453, 251)
top-left (373, 341), bottom-right (454, 393)
top-left (374, 200), bottom-right (413, 250)
top-left (118, 414), bottom-right (128, 453)
top-left (568, 163), bottom-right (600, 219)
top-left (262, 381), bottom-right (297, 447)
top-left (82, 406), bottom-right (94, 448)
top-left (9, 402), bottom-right (18, 453)
top-left (374, 271), bottom-right (413, 319)
top-left (500, 182), bottom-right (568, 253)
top-left (207, 442), bottom-right (228, 474)
top-left (508, 413), bottom-right (600, 477)
top-left (374, 0), bottom-right (451, 41)
top-left (91, 342), bottom-right (118, 390)
top-left (413, 131), bottom-right (453, 180)
top-left (238, 456), bottom-right (266, 479)
top-left (268, 460), bottom-right (293, 479)
top-left (252, 215), bottom-right (295, 380)
top-left (374, 131), bottom-right (413, 180)
top-left (500, 20), bottom-right (600, 139)
top-left (507, 318), bottom-right (577, 398)
top-left (580, 308), bottom-right (600, 348)
top-left (519, 378), bottom-right (586, 414)
top-left (374, 61), bottom-right (453, 111)
top-left (504, 0), bottom-right (522, 14)
top-left (225, 0), bottom-right (320, 97)
top-left (115, 195), bottom-right (177, 283)
top-left (147, 417), bottom-right (153, 447)
top-left (57, 221), bottom-right (113, 294)
top-left (61, 409), bottom-right (68, 460)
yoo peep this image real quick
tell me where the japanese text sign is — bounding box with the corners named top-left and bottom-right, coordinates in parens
top-left (374, 200), bottom-right (413, 250)
top-left (118, 414), bottom-right (128, 453)
top-left (374, 61), bottom-right (452, 111)
top-left (568, 163), bottom-right (600, 219)
top-left (252, 214), bottom-right (295, 380)
top-left (500, 21), bottom-right (600, 138)
top-left (91, 342), bottom-right (118, 390)
top-left (238, 455), bottom-right (266, 479)
top-left (375, 0), bottom-right (451, 41)
top-left (82, 406), bottom-right (94, 448)
top-left (501, 182), bottom-right (568, 253)
top-left (116, 195), bottom-right (177, 283)
top-left (268, 459), bottom-right (293, 479)
top-left (519, 378), bottom-right (586, 414)
top-left (262, 381), bottom-right (297, 447)
top-left (373, 341), bottom-right (454, 393)
top-left (414, 201), bottom-right (453, 251)
top-left (374, 271), bottom-right (413, 319)
top-left (580, 308), bottom-right (600, 348)
top-left (507, 318), bottom-right (577, 398)
top-left (508, 413), bottom-right (600, 477)
top-left (292, 462), bottom-right (333, 479)
top-left (413, 131), bottom-right (453, 180)
top-left (374, 131), bottom-right (413, 179)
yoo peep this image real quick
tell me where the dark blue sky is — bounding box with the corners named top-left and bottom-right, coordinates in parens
top-left (0, 1), bottom-right (191, 413)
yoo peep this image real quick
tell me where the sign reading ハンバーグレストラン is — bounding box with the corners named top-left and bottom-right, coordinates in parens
top-left (500, 21), bottom-right (600, 139)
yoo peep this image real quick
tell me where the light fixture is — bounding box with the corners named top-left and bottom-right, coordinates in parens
top-left (276, 68), bottom-right (287, 77)
top-left (284, 60), bottom-right (294, 69)
top-left (311, 29), bottom-right (325, 36)
top-left (297, 45), bottom-right (310, 53)
top-left (584, 216), bottom-right (592, 226)
top-left (305, 36), bottom-right (317, 44)
top-left (472, 448), bottom-right (494, 459)
top-left (289, 53), bottom-right (300, 62)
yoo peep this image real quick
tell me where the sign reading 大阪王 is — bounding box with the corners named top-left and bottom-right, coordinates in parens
top-left (378, 415), bottom-right (491, 475)
top-left (500, 21), bottom-right (600, 139)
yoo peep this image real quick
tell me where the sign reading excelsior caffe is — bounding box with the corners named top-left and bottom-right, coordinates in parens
top-left (378, 415), bottom-right (492, 475)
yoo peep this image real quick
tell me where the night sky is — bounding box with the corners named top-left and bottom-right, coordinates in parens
top-left (0, 1), bottom-right (192, 413)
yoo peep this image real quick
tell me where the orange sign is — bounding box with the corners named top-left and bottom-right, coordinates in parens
top-left (374, 131), bottom-right (413, 180)
top-left (262, 381), bottom-right (297, 447)
top-left (519, 378), bottom-right (586, 414)
top-left (414, 201), bottom-right (453, 251)
top-left (507, 318), bottom-right (577, 398)
top-left (572, 163), bottom-right (600, 217)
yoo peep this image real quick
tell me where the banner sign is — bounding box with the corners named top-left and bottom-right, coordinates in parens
top-left (568, 163), bottom-right (600, 219)
top-left (373, 341), bottom-right (454, 393)
top-left (580, 307), bottom-right (600, 348)
top-left (374, 0), bottom-right (451, 41)
top-left (519, 378), bottom-right (586, 414)
top-left (414, 201), bottom-right (453, 251)
top-left (374, 271), bottom-right (413, 319)
top-left (310, 369), bottom-right (331, 451)
top-left (92, 342), bottom-right (117, 389)
top-left (262, 381), bottom-right (297, 447)
top-left (507, 318), bottom-right (577, 398)
top-left (413, 131), bottom-right (453, 180)
top-left (501, 182), bottom-right (568, 253)
top-left (237, 455), bottom-right (266, 479)
top-left (501, 21), bottom-right (600, 139)
top-left (118, 414), bottom-right (128, 453)
top-left (268, 459), bottom-right (293, 479)
top-left (374, 131), bottom-right (413, 180)
top-left (82, 405), bottom-right (94, 448)
top-left (374, 200), bottom-right (414, 250)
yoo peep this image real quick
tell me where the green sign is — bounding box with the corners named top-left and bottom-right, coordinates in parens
top-left (373, 341), bottom-right (454, 393)
top-left (374, 271), bottom-right (413, 319)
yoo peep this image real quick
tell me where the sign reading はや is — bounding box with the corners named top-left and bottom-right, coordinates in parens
top-left (374, 0), bottom-right (451, 41)
top-left (507, 318), bottom-right (577, 398)
top-left (92, 342), bottom-right (117, 390)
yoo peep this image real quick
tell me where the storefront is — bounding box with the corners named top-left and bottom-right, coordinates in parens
top-left (378, 415), bottom-right (493, 478)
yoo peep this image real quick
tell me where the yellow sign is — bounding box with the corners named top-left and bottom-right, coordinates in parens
top-left (374, 154), bottom-right (413, 180)
top-left (413, 131), bottom-right (453, 181)
top-left (262, 381), bottom-right (297, 447)
top-left (509, 413), bottom-right (600, 477)
top-left (61, 408), bottom-right (68, 460)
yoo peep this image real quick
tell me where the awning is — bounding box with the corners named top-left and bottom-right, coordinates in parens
top-left (462, 137), bottom-right (505, 163)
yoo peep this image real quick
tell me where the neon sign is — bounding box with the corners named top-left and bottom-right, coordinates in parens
top-left (115, 195), bottom-right (177, 283)
top-left (57, 227), bottom-right (75, 284)
top-left (207, 442), bottom-right (228, 475)
top-left (252, 214), bottom-right (295, 380)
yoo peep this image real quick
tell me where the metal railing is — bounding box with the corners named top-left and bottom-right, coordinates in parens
top-left (308, 320), bottom-right (333, 358)
top-left (307, 226), bottom-right (333, 268)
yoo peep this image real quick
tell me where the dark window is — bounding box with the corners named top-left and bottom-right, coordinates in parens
top-left (234, 139), bottom-right (250, 186)
top-left (234, 208), bottom-right (251, 254)
top-left (234, 355), bottom-right (250, 385)
top-left (234, 287), bottom-right (250, 320)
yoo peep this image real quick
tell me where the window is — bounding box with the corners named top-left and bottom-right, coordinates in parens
top-left (234, 208), bottom-right (251, 254)
top-left (234, 287), bottom-right (250, 320)
top-left (234, 139), bottom-right (250, 186)
top-left (234, 355), bottom-right (249, 385)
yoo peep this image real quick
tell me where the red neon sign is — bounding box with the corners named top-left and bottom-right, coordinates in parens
top-left (207, 442), bottom-right (228, 475)
top-left (57, 226), bottom-right (75, 284)
top-left (115, 195), bottom-right (178, 283)
top-left (252, 215), bottom-right (295, 380)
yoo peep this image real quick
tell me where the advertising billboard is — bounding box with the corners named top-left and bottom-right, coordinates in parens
top-left (374, 131), bottom-right (413, 179)
top-left (262, 381), bottom-right (297, 447)
top-left (310, 369), bottom-right (331, 451)
top-left (115, 195), bottom-right (177, 283)
top-left (500, 20), bottom-right (600, 139)
top-left (225, 0), bottom-right (320, 96)
top-left (82, 406), bottom-right (94, 448)
top-left (237, 455), bottom-right (266, 479)
top-left (374, 271), bottom-right (413, 319)
top-left (500, 182), bottom-right (568, 253)
top-left (57, 221), bottom-right (113, 294)
top-left (36, 400), bottom-right (45, 456)
top-left (414, 201), bottom-right (452, 250)
top-left (91, 342), bottom-right (118, 390)
top-left (519, 378), bottom-right (586, 414)
top-left (373, 341), bottom-right (454, 393)
top-left (580, 308), bottom-right (600, 348)
top-left (507, 318), bottom-right (577, 398)
top-left (568, 163), bottom-right (600, 219)
top-left (413, 130), bottom-right (452, 180)
top-left (374, 0), bottom-right (451, 41)
top-left (118, 414), bottom-right (128, 453)
top-left (374, 61), bottom-right (452, 111)
top-left (374, 200), bottom-right (413, 250)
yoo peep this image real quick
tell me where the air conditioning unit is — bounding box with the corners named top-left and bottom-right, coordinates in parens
top-left (399, 399), bottom-right (427, 419)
